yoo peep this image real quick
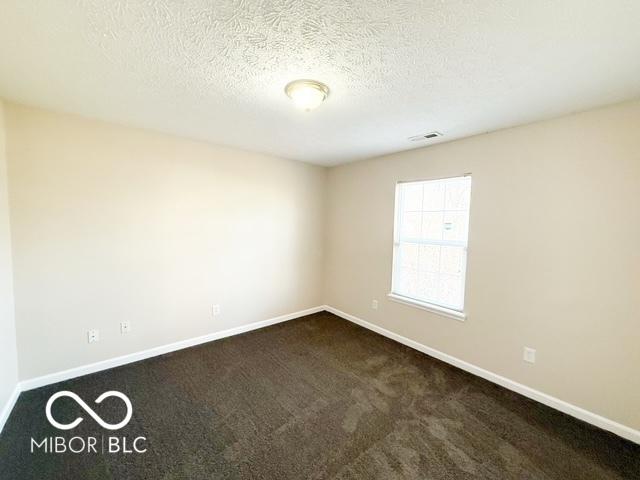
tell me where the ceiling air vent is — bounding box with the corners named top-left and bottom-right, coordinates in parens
top-left (408, 131), bottom-right (443, 142)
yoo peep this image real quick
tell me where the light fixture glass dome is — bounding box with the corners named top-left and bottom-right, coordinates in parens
top-left (285, 79), bottom-right (329, 111)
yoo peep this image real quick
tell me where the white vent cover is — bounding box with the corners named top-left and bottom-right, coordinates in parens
top-left (408, 131), bottom-right (443, 142)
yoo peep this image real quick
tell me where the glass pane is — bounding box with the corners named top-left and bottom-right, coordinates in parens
top-left (421, 212), bottom-right (443, 240)
top-left (417, 272), bottom-right (439, 302)
top-left (418, 244), bottom-right (440, 273)
top-left (403, 183), bottom-right (423, 211)
top-left (440, 246), bottom-right (465, 275)
top-left (445, 178), bottom-right (471, 210)
top-left (422, 182), bottom-right (445, 211)
top-left (396, 266), bottom-right (419, 298)
top-left (398, 243), bottom-right (419, 269)
top-left (401, 211), bottom-right (421, 238)
top-left (438, 273), bottom-right (464, 309)
top-left (442, 211), bottom-right (468, 242)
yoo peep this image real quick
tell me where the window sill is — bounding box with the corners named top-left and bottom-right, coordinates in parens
top-left (387, 293), bottom-right (466, 321)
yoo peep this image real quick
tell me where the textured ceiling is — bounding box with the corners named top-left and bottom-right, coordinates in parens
top-left (0, 1), bottom-right (639, 165)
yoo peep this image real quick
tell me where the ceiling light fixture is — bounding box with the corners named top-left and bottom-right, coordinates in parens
top-left (284, 79), bottom-right (330, 111)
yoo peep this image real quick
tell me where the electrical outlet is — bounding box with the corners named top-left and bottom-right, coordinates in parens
top-left (88, 329), bottom-right (100, 343)
top-left (371, 299), bottom-right (378, 310)
top-left (120, 321), bottom-right (131, 334)
top-left (212, 304), bottom-right (221, 317)
top-left (523, 347), bottom-right (536, 364)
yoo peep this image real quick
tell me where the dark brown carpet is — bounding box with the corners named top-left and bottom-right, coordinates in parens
top-left (0, 311), bottom-right (638, 479)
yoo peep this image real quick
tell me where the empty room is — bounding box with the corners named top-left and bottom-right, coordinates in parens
top-left (0, 1), bottom-right (639, 479)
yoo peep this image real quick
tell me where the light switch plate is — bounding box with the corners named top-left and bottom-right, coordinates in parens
top-left (523, 347), bottom-right (536, 364)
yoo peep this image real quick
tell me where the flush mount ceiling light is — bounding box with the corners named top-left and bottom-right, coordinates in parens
top-left (284, 79), bottom-right (330, 111)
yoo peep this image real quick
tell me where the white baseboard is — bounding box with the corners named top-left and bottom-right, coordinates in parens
top-left (6, 304), bottom-right (639, 446)
top-left (0, 383), bottom-right (21, 435)
top-left (324, 305), bottom-right (640, 445)
top-left (19, 305), bottom-right (324, 392)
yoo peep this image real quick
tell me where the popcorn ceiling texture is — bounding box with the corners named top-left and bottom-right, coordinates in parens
top-left (0, 1), bottom-right (639, 164)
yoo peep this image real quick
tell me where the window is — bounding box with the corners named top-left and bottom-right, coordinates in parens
top-left (390, 175), bottom-right (471, 319)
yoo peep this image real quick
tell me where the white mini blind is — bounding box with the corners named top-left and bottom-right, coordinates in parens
top-left (391, 175), bottom-right (472, 312)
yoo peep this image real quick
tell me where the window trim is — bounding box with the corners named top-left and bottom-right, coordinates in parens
top-left (387, 292), bottom-right (467, 321)
top-left (390, 174), bottom-right (471, 320)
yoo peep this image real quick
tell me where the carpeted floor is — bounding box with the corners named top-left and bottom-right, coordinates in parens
top-left (0, 311), bottom-right (638, 479)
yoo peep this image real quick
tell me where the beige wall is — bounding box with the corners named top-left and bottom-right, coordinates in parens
top-left (324, 100), bottom-right (640, 431)
top-left (0, 101), bottom-right (19, 411)
top-left (5, 103), bottom-right (325, 380)
top-left (3, 99), bottom-right (639, 433)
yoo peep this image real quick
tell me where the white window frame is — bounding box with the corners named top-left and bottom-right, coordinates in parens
top-left (388, 175), bottom-right (471, 321)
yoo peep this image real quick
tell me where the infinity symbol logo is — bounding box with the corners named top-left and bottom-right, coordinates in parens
top-left (45, 391), bottom-right (133, 430)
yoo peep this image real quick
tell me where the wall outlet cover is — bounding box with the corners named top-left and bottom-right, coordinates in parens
top-left (88, 329), bottom-right (100, 343)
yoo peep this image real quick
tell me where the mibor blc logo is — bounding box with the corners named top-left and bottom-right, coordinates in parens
top-left (46, 391), bottom-right (132, 430)
top-left (31, 390), bottom-right (147, 454)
